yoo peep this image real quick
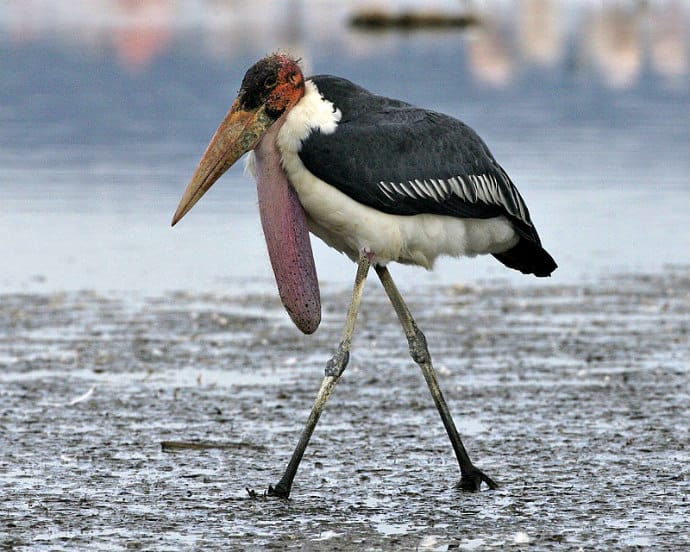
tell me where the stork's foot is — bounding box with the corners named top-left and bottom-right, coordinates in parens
top-left (266, 482), bottom-right (291, 499)
top-left (245, 484), bottom-right (291, 499)
top-left (457, 466), bottom-right (499, 491)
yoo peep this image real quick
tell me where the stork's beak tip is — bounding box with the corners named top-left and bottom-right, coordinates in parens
top-left (171, 205), bottom-right (185, 227)
top-left (171, 102), bottom-right (272, 228)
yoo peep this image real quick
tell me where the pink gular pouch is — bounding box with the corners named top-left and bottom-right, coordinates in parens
top-left (253, 123), bottom-right (321, 335)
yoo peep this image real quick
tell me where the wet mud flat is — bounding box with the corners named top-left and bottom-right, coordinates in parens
top-left (1, 268), bottom-right (688, 550)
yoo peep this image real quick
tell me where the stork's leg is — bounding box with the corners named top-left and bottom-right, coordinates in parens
top-left (374, 265), bottom-right (498, 491)
top-left (266, 252), bottom-right (371, 499)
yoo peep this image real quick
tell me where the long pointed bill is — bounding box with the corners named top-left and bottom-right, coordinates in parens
top-left (171, 94), bottom-right (321, 334)
top-left (171, 101), bottom-right (274, 226)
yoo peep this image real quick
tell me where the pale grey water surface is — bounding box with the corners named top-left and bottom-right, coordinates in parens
top-left (1, 1), bottom-right (689, 550)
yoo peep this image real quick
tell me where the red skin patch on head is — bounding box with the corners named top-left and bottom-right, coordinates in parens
top-left (266, 57), bottom-right (305, 115)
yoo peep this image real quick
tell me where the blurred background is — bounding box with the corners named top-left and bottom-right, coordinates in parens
top-left (1, 0), bottom-right (688, 295)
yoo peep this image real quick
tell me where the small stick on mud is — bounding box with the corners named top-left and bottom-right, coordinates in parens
top-left (161, 440), bottom-right (267, 453)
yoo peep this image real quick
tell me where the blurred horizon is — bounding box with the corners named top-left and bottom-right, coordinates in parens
top-left (2, 0), bottom-right (687, 87)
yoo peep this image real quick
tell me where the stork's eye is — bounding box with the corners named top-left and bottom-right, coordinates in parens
top-left (264, 75), bottom-right (277, 89)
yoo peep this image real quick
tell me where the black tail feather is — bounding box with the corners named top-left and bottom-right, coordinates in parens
top-left (493, 238), bottom-right (557, 277)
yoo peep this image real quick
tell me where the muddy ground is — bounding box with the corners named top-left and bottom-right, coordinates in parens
top-left (1, 268), bottom-right (688, 550)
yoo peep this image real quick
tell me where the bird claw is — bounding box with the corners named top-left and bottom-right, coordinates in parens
top-left (457, 466), bottom-right (499, 491)
top-left (245, 485), bottom-right (289, 499)
top-left (245, 487), bottom-right (264, 499)
top-left (266, 483), bottom-right (291, 499)
top-left (245, 484), bottom-right (292, 499)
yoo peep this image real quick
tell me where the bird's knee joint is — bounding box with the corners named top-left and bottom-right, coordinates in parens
top-left (408, 328), bottom-right (431, 365)
top-left (325, 343), bottom-right (350, 377)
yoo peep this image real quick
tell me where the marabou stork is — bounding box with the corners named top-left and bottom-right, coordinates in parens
top-left (172, 53), bottom-right (557, 499)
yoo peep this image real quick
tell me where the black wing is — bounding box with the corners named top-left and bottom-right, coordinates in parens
top-left (300, 75), bottom-right (557, 276)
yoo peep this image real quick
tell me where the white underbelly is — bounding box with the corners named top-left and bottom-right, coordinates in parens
top-left (282, 157), bottom-right (518, 268)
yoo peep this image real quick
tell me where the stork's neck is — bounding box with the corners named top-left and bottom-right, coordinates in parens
top-left (246, 80), bottom-right (341, 178)
top-left (276, 80), bottom-right (342, 156)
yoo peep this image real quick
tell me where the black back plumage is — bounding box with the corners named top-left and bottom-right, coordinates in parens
top-left (299, 75), bottom-right (557, 277)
